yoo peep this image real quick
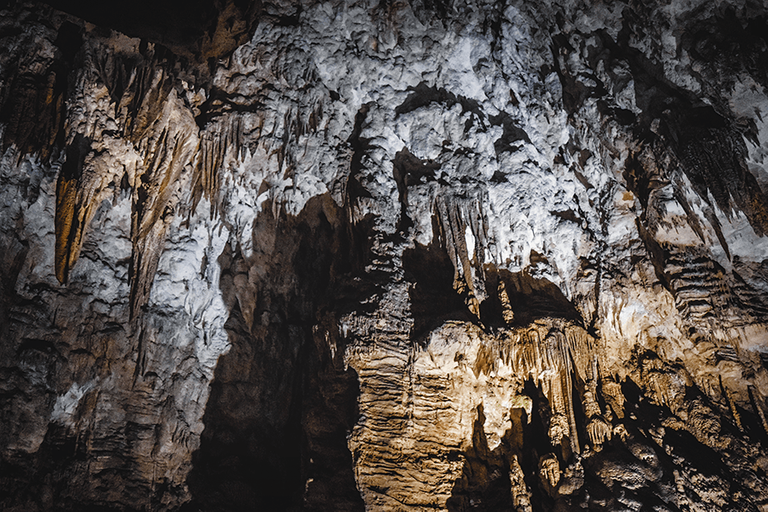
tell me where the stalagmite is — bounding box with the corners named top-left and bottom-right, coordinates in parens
top-left (510, 455), bottom-right (533, 512)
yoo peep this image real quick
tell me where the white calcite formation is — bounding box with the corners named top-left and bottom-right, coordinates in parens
top-left (2, 0), bottom-right (768, 510)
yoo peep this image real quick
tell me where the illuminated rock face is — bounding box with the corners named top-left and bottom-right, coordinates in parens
top-left (2, 0), bottom-right (768, 510)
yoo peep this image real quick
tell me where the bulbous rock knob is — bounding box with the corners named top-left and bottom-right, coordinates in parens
top-left (548, 413), bottom-right (569, 445)
top-left (586, 416), bottom-right (612, 451)
top-left (539, 453), bottom-right (561, 488)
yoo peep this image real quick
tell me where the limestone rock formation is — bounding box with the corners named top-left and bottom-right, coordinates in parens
top-left (1, 0), bottom-right (768, 510)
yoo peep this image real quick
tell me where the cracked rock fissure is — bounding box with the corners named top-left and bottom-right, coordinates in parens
top-left (2, 0), bottom-right (768, 510)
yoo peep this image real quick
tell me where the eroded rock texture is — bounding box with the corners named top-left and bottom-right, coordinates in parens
top-left (2, 0), bottom-right (768, 510)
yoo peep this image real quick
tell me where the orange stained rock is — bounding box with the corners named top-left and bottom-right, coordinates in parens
top-left (55, 174), bottom-right (79, 284)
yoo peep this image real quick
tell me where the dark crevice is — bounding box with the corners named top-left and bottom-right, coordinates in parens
top-left (392, 147), bottom-right (440, 230)
top-left (446, 404), bottom-right (518, 512)
top-left (194, 87), bottom-right (266, 128)
top-left (635, 219), bottom-right (671, 293)
top-left (681, 7), bottom-right (768, 91)
top-left (40, 0), bottom-right (260, 65)
top-left (403, 214), bottom-right (474, 342)
top-left (184, 194), bottom-right (365, 512)
top-left (489, 268), bottom-right (583, 327)
top-left (395, 82), bottom-right (485, 130)
top-left (407, 0), bottom-right (453, 24)
top-left (345, 103), bottom-right (374, 208)
top-left (489, 112), bottom-right (530, 156)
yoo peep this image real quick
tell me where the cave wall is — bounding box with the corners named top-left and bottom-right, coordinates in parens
top-left (1, 0), bottom-right (768, 510)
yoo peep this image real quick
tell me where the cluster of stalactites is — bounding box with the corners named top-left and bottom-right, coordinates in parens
top-left (434, 193), bottom-right (490, 317)
top-left (433, 194), bottom-right (614, 460)
top-left (48, 39), bottom-right (246, 320)
top-left (480, 321), bottom-right (613, 459)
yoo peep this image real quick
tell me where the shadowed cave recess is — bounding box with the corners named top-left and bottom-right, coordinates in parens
top-left (2, 0), bottom-right (768, 510)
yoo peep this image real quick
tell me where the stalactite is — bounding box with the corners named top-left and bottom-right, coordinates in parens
top-left (51, 39), bottom-right (199, 307)
top-left (192, 114), bottom-right (243, 214)
top-left (564, 362), bottom-right (580, 455)
top-left (54, 167), bottom-right (79, 283)
top-left (129, 113), bottom-right (198, 318)
top-left (749, 386), bottom-right (768, 437)
top-left (498, 279), bottom-right (515, 325)
top-left (725, 385), bottom-right (745, 432)
top-left (434, 193), bottom-right (489, 317)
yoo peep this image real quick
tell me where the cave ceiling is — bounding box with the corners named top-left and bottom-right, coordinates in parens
top-left (2, 0), bottom-right (768, 511)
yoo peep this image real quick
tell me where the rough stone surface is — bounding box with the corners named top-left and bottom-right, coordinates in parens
top-left (2, 0), bottom-right (768, 510)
